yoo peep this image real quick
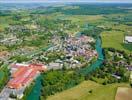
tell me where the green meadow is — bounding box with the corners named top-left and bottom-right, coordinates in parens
top-left (48, 81), bottom-right (129, 100)
top-left (101, 31), bottom-right (132, 54)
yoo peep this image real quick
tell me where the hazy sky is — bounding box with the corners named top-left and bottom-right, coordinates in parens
top-left (0, 0), bottom-right (132, 3)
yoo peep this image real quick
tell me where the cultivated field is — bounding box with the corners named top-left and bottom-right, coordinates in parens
top-left (115, 87), bottom-right (132, 100)
top-left (101, 31), bottom-right (132, 54)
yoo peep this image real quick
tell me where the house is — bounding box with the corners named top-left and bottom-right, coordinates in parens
top-left (0, 37), bottom-right (22, 46)
top-left (48, 62), bottom-right (63, 70)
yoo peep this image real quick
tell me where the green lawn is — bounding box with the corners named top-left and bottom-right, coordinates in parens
top-left (47, 80), bottom-right (129, 100)
top-left (101, 31), bottom-right (132, 54)
top-left (56, 14), bottom-right (105, 25)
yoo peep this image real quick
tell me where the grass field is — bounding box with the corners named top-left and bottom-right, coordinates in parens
top-left (0, 16), bottom-right (13, 31)
top-left (56, 14), bottom-right (105, 25)
top-left (47, 80), bottom-right (129, 100)
top-left (101, 31), bottom-right (132, 54)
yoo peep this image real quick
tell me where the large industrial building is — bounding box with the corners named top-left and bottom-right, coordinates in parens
top-left (7, 63), bottom-right (47, 89)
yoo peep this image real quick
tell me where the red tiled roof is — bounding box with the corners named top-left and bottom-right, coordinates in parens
top-left (12, 67), bottom-right (28, 78)
top-left (8, 63), bottom-right (47, 89)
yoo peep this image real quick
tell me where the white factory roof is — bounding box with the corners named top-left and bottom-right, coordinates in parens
top-left (125, 36), bottom-right (132, 43)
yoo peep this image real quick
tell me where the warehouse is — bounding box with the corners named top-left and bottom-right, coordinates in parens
top-left (8, 63), bottom-right (47, 89)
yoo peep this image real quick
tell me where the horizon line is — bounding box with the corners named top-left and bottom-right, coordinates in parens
top-left (0, 1), bottom-right (132, 4)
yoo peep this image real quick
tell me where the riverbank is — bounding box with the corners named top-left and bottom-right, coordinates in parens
top-left (79, 36), bottom-right (104, 76)
top-left (27, 75), bottom-right (42, 100)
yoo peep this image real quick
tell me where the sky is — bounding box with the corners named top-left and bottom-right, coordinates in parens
top-left (0, 0), bottom-right (132, 3)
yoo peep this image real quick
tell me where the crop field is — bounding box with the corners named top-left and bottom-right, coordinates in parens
top-left (63, 15), bottom-right (104, 22)
top-left (47, 81), bottom-right (129, 100)
top-left (101, 31), bottom-right (132, 54)
top-left (56, 14), bottom-right (105, 24)
top-left (115, 87), bottom-right (132, 100)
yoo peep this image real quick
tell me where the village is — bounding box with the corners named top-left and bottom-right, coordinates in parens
top-left (46, 35), bottom-right (97, 70)
top-left (0, 33), bottom-right (98, 99)
top-left (0, 26), bottom-right (132, 99)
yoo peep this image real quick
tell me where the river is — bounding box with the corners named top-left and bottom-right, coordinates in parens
top-left (79, 37), bottom-right (104, 75)
top-left (27, 36), bottom-right (104, 100)
top-left (27, 75), bottom-right (42, 100)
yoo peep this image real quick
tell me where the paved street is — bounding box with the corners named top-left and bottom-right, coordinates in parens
top-left (0, 86), bottom-right (25, 100)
